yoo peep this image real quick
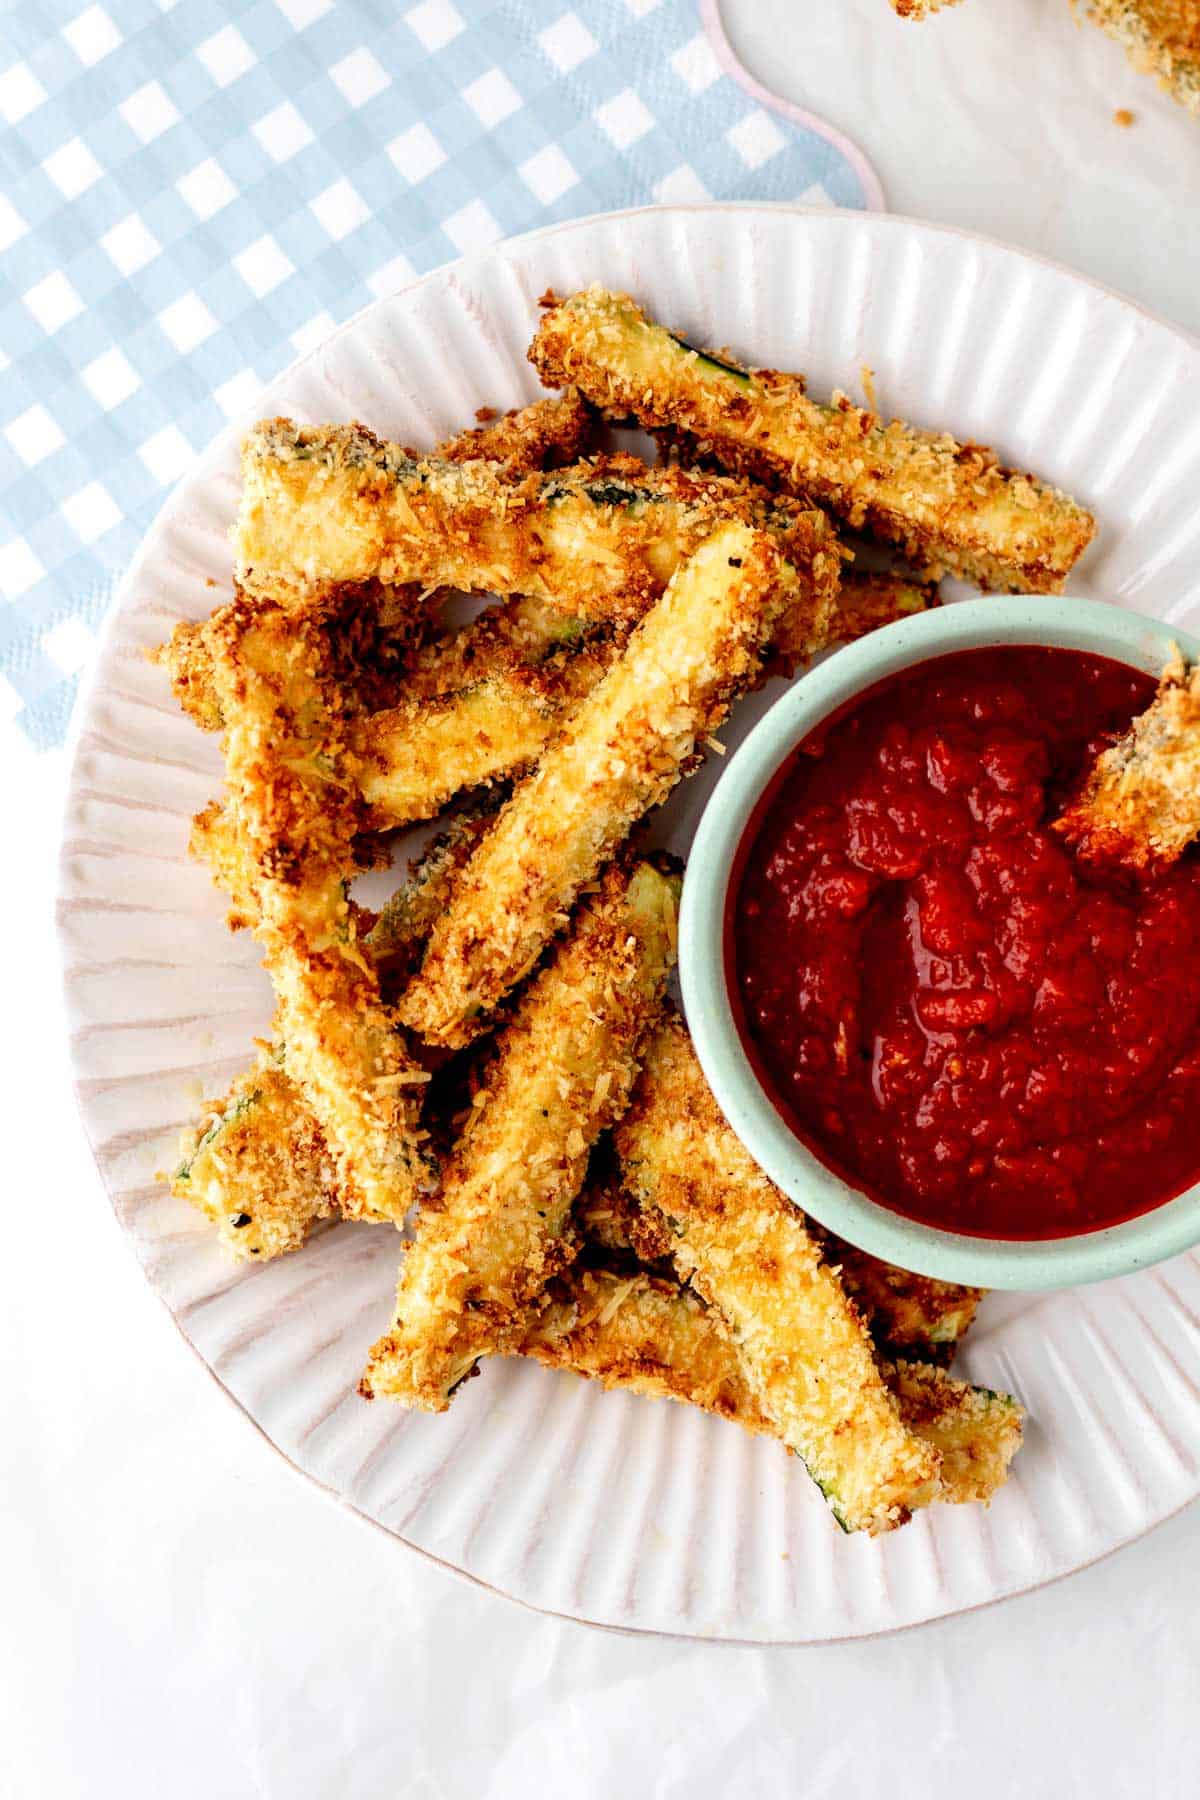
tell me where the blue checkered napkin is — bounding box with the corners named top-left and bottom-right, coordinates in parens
top-left (0, 0), bottom-right (874, 749)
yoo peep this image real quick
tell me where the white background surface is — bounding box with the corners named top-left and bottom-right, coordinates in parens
top-left (6, 1), bottom-right (1200, 1793)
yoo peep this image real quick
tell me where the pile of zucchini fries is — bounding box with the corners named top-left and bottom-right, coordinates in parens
top-left (157, 286), bottom-right (1100, 1533)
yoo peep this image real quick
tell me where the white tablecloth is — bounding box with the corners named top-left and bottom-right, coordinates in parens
top-left (5, 2), bottom-right (1199, 1793)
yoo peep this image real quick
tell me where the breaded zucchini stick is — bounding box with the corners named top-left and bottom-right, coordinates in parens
top-left (614, 1013), bottom-right (940, 1532)
top-left (1086, 1), bottom-right (1200, 116)
top-left (404, 594), bottom-right (601, 701)
top-left (173, 1049), bottom-right (340, 1261)
top-left (158, 622), bottom-right (229, 736)
top-left (529, 286), bottom-right (1096, 594)
top-left (523, 1266), bottom-right (753, 1429)
top-left (159, 579), bottom-right (440, 736)
top-left (887, 1360), bottom-right (1022, 1505)
top-left (574, 1174), bottom-right (678, 1270)
top-left (520, 1267), bottom-right (1021, 1507)
top-left (171, 814), bottom-right (488, 1260)
top-left (400, 523), bottom-right (815, 1048)
top-left (208, 600), bottom-right (429, 1224)
top-left (816, 1230), bottom-right (983, 1362)
top-left (832, 571), bottom-right (936, 643)
top-left (360, 859), bottom-right (680, 1410)
top-left (1055, 653), bottom-right (1200, 873)
top-left (235, 423), bottom-right (840, 636)
top-left (192, 643), bottom-right (614, 923)
top-left (193, 634), bottom-right (618, 914)
top-left (190, 796), bottom-right (261, 932)
top-left (353, 640), bottom-right (616, 826)
top-left (575, 1179), bottom-right (981, 1363)
top-left (156, 392), bottom-right (594, 733)
top-left (434, 388), bottom-right (592, 469)
top-left (364, 804), bottom-right (497, 992)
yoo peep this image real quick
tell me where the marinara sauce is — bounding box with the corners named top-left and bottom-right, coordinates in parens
top-left (730, 647), bottom-right (1200, 1240)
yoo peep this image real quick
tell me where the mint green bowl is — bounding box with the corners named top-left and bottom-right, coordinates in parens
top-left (679, 595), bottom-right (1200, 1291)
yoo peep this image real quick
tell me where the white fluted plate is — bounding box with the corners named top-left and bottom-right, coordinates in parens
top-left (58, 204), bottom-right (1200, 1642)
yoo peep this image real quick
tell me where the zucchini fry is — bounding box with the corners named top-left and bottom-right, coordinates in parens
top-left (190, 797), bottom-right (260, 932)
top-left (1085, 1), bottom-right (1200, 117)
top-left (575, 1173), bottom-right (677, 1269)
top-left (158, 625), bottom-right (227, 736)
top-left (235, 423), bottom-right (840, 636)
top-left (529, 285), bottom-right (1095, 594)
top-left (172, 811), bottom-right (490, 1260)
top-left (1055, 653), bottom-right (1200, 873)
top-left (353, 639), bottom-right (616, 827)
top-left (432, 387), bottom-right (592, 470)
top-left (360, 858), bottom-right (680, 1410)
top-left (887, 1361), bottom-right (1023, 1506)
top-left (365, 804), bottom-right (498, 992)
top-left (519, 1267), bottom-right (1022, 1508)
top-left (193, 635), bottom-right (617, 915)
top-left (523, 1266), bottom-right (751, 1428)
top-left (207, 599), bottom-right (429, 1224)
top-left (400, 522), bottom-right (815, 1048)
top-left (405, 595), bottom-right (601, 700)
top-left (174, 1049), bottom-right (339, 1260)
top-left (817, 1231), bottom-right (983, 1363)
top-left (614, 1013), bottom-right (940, 1533)
top-left (158, 578), bottom-right (437, 736)
top-left (156, 391), bottom-right (594, 733)
top-left (832, 571), bottom-right (936, 642)
top-left (192, 643), bottom-right (617, 927)
top-left (575, 1179), bottom-right (981, 1363)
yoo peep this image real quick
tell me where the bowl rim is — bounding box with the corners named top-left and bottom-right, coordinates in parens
top-left (679, 594), bottom-right (1200, 1291)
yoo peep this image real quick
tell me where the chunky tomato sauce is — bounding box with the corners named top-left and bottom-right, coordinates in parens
top-left (731, 647), bottom-right (1200, 1240)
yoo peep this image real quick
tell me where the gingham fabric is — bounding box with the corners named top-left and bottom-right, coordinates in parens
top-left (0, 0), bottom-right (873, 749)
